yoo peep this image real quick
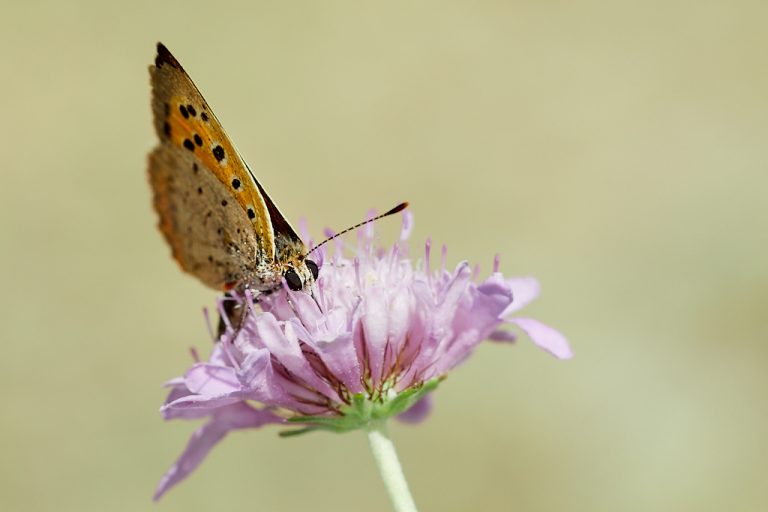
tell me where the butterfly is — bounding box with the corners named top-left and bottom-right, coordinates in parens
top-left (148, 43), bottom-right (406, 295)
top-left (148, 42), bottom-right (322, 294)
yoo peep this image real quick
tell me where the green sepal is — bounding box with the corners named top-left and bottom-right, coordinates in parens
top-left (373, 377), bottom-right (441, 420)
top-left (279, 377), bottom-right (441, 437)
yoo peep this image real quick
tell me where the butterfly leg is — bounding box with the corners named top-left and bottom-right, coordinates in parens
top-left (216, 294), bottom-right (244, 339)
top-left (215, 287), bottom-right (280, 339)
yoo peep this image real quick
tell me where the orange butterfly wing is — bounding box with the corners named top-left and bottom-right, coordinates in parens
top-left (150, 43), bottom-right (311, 290)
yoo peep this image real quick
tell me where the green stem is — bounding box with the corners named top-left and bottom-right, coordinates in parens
top-left (365, 421), bottom-right (419, 512)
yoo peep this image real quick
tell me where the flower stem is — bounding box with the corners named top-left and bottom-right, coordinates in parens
top-left (366, 421), bottom-right (419, 512)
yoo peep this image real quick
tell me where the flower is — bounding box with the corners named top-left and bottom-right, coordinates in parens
top-left (154, 210), bottom-right (571, 500)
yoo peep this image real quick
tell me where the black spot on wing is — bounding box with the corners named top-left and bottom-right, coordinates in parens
top-left (187, 105), bottom-right (197, 117)
top-left (231, 178), bottom-right (241, 190)
top-left (212, 145), bottom-right (225, 162)
top-left (194, 134), bottom-right (203, 146)
top-left (183, 139), bottom-right (195, 151)
top-left (179, 105), bottom-right (189, 119)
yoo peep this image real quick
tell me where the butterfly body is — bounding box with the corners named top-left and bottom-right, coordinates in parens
top-left (148, 43), bottom-right (317, 293)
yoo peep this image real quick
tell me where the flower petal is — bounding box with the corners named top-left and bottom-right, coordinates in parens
top-left (162, 394), bottom-right (242, 412)
top-left (160, 382), bottom-right (214, 421)
top-left (501, 277), bottom-right (541, 315)
top-left (154, 403), bottom-right (281, 500)
top-left (509, 318), bottom-right (573, 359)
top-left (439, 262), bottom-right (472, 313)
top-left (488, 329), bottom-right (517, 342)
top-left (292, 319), bottom-right (363, 394)
top-left (185, 364), bottom-right (240, 395)
top-left (238, 348), bottom-right (296, 405)
top-left (255, 313), bottom-right (341, 401)
top-left (386, 286), bottom-right (413, 364)
top-left (429, 262), bottom-right (473, 349)
top-left (361, 287), bottom-right (389, 385)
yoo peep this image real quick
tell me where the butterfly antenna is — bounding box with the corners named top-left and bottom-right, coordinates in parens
top-left (308, 202), bottom-right (409, 255)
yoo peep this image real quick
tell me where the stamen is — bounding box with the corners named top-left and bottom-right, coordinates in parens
top-left (493, 253), bottom-right (501, 273)
top-left (215, 295), bottom-right (242, 370)
top-left (313, 244), bottom-right (325, 268)
top-left (389, 243), bottom-right (400, 274)
top-left (364, 209), bottom-right (377, 242)
top-left (297, 217), bottom-right (310, 242)
top-left (202, 307), bottom-right (215, 342)
top-left (354, 257), bottom-right (362, 291)
top-left (323, 227), bottom-right (342, 262)
top-left (424, 238), bottom-right (432, 284)
top-left (309, 202), bottom-right (408, 256)
top-left (440, 244), bottom-right (448, 273)
top-left (399, 209), bottom-right (413, 241)
top-left (216, 297), bottom-right (234, 332)
top-left (357, 228), bottom-right (366, 261)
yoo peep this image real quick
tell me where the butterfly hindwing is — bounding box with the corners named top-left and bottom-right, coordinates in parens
top-left (148, 144), bottom-right (259, 289)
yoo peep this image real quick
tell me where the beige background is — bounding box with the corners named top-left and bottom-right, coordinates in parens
top-left (1, 1), bottom-right (766, 511)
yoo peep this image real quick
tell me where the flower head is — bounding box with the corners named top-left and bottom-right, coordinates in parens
top-left (155, 210), bottom-right (571, 499)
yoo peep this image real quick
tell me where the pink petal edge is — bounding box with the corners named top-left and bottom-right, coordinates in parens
top-left (509, 317), bottom-right (573, 359)
top-left (154, 403), bottom-right (281, 501)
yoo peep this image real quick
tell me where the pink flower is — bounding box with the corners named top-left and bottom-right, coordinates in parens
top-left (155, 210), bottom-right (571, 500)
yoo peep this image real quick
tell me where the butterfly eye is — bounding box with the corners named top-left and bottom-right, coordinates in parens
top-left (284, 268), bottom-right (303, 291)
top-left (305, 260), bottom-right (319, 281)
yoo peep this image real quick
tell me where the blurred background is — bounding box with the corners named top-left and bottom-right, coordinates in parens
top-left (1, 1), bottom-right (766, 511)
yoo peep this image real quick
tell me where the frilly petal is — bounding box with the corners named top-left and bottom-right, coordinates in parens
top-left (361, 288), bottom-right (388, 385)
top-left (387, 286), bottom-right (413, 359)
top-left (509, 317), bottom-right (572, 359)
top-left (154, 403), bottom-right (281, 500)
top-left (160, 381), bottom-right (213, 421)
top-left (184, 364), bottom-right (240, 395)
top-left (255, 313), bottom-right (341, 401)
top-left (501, 277), bottom-right (540, 316)
top-left (162, 394), bottom-right (242, 412)
top-left (291, 319), bottom-right (363, 394)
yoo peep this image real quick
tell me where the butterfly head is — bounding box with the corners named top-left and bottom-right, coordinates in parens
top-left (283, 257), bottom-right (320, 292)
